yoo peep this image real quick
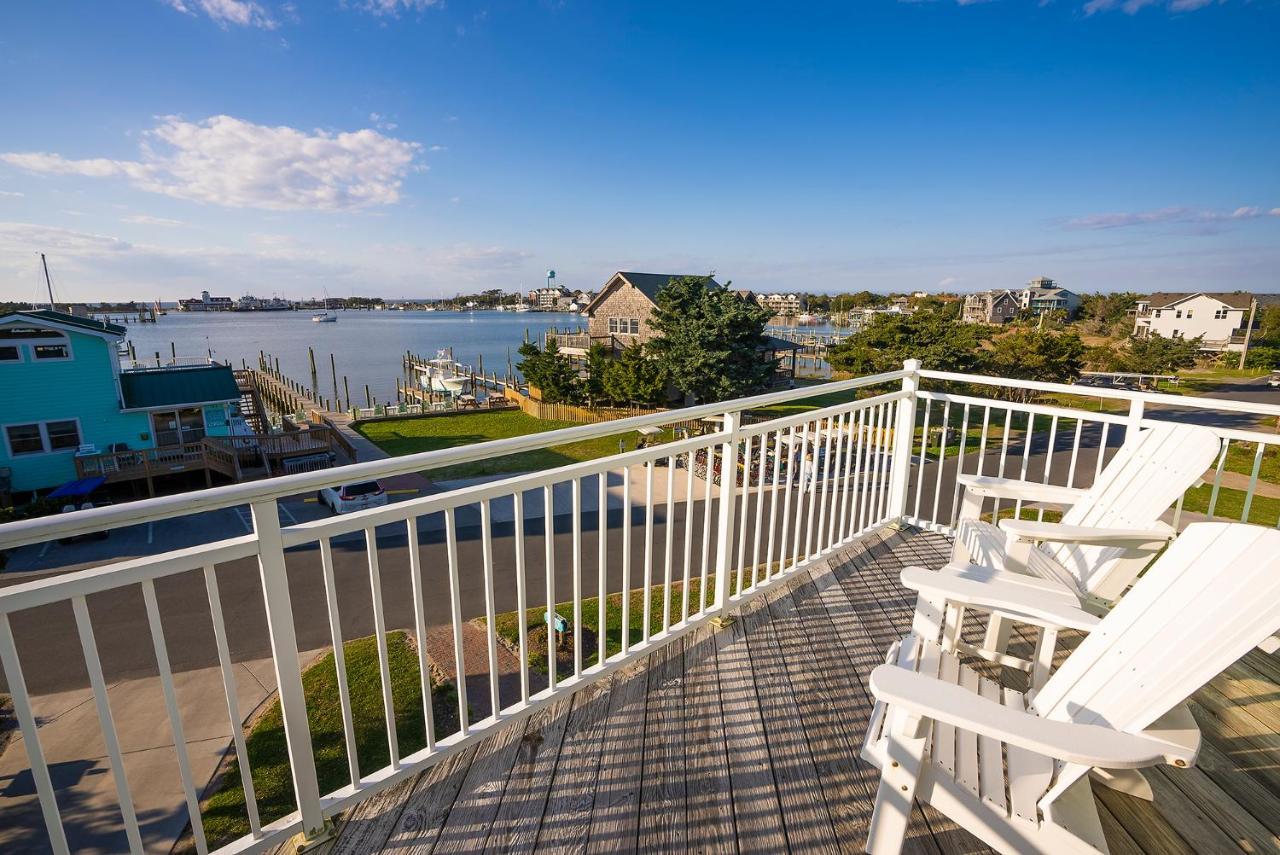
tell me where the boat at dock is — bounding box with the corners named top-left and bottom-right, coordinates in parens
top-left (414, 350), bottom-right (470, 394)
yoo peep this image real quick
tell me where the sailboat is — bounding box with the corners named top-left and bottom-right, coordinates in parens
top-left (312, 290), bottom-right (338, 322)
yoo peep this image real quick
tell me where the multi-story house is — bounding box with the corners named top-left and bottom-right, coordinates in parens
top-left (528, 287), bottom-right (571, 310)
top-left (1132, 292), bottom-right (1256, 352)
top-left (961, 289), bottom-right (1021, 324)
top-left (1018, 277), bottom-right (1080, 318)
top-left (756, 293), bottom-right (803, 315)
top-left (0, 309), bottom-right (247, 497)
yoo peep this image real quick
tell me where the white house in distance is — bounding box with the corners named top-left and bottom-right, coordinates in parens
top-left (756, 293), bottom-right (803, 315)
top-left (1132, 292), bottom-right (1256, 352)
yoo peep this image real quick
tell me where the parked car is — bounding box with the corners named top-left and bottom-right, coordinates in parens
top-left (1268, 372), bottom-right (1280, 388)
top-left (318, 480), bottom-right (388, 514)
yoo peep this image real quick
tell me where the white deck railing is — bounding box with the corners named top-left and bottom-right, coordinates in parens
top-left (2, 362), bottom-right (1279, 854)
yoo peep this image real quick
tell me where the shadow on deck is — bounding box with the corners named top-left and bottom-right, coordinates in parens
top-left (328, 528), bottom-right (1280, 854)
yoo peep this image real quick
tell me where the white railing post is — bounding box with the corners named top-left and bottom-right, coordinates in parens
top-left (1124, 397), bottom-right (1145, 448)
top-left (887, 359), bottom-right (922, 523)
top-left (250, 499), bottom-right (332, 848)
top-left (711, 409), bottom-right (742, 624)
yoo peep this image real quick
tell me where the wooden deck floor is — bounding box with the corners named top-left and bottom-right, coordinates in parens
top-left (329, 528), bottom-right (1280, 854)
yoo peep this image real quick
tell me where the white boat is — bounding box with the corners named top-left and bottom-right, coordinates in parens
top-left (312, 311), bottom-right (337, 323)
top-left (514, 302), bottom-right (530, 313)
top-left (414, 350), bottom-right (469, 394)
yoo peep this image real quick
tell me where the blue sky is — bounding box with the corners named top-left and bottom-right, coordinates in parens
top-left (0, 0), bottom-right (1276, 301)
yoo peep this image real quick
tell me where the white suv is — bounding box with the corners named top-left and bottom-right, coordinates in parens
top-left (318, 480), bottom-right (388, 514)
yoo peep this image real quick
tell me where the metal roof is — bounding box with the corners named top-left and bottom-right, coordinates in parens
top-left (119, 364), bottom-right (241, 410)
top-left (0, 309), bottom-right (127, 337)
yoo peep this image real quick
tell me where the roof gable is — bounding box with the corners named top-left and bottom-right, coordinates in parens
top-left (0, 309), bottom-right (126, 339)
top-left (584, 271), bottom-right (721, 316)
top-left (1143, 292), bottom-right (1253, 310)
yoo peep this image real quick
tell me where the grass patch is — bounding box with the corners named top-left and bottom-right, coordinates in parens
top-left (1180, 484), bottom-right (1280, 525)
top-left (355, 410), bottom-right (653, 479)
top-left (487, 575), bottom-right (754, 677)
top-left (980, 507), bottom-right (1065, 524)
top-left (199, 631), bottom-right (459, 850)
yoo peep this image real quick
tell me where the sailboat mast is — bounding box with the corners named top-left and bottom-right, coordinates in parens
top-left (40, 253), bottom-right (55, 309)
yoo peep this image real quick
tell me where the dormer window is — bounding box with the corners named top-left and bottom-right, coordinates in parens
top-left (0, 326), bottom-right (73, 361)
top-left (33, 342), bottom-right (70, 360)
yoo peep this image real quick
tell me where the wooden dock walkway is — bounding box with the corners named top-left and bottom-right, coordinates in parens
top-left (324, 527), bottom-right (1280, 854)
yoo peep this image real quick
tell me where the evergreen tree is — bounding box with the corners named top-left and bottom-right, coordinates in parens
top-left (646, 276), bottom-right (775, 403)
top-left (517, 338), bottom-right (583, 404)
top-left (602, 343), bottom-right (668, 406)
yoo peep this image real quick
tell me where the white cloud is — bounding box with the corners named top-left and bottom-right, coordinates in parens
top-left (122, 214), bottom-right (186, 227)
top-left (0, 190), bottom-right (24, 198)
top-left (165, 0), bottom-right (278, 29)
top-left (937, 276), bottom-right (960, 288)
top-left (1064, 205), bottom-right (1280, 230)
top-left (428, 144), bottom-right (448, 152)
top-left (349, 0), bottom-right (443, 17)
top-left (1083, 0), bottom-right (1220, 13)
top-left (1, 115), bottom-right (423, 212)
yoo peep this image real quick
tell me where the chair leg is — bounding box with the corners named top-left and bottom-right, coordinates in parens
top-left (941, 604), bottom-right (963, 653)
top-left (866, 714), bottom-right (929, 855)
top-left (983, 612), bottom-right (1014, 656)
top-left (1030, 627), bottom-right (1058, 689)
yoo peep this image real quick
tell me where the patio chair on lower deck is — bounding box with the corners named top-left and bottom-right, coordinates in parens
top-left (861, 522), bottom-right (1280, 855)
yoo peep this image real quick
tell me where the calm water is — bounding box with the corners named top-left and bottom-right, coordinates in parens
top-left (122, 310), bottom-right (588, 405)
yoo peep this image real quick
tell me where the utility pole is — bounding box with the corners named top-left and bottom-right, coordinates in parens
top-left (1239, 298), bottom-right (1258, 371)
top-left (40, 253), bottom-right (55, 310)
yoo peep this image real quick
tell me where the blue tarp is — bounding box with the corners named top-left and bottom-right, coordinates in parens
top-left (48, 476), bottom-right (107, 499)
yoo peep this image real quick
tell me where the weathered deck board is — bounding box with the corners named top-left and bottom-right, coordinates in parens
top-left (329, 527), bottom-right (1280, 854)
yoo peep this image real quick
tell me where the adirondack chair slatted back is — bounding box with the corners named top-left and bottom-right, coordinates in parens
top-left (1032, 523), bottom-right (1280, 734)
top-left (1046, 422), bottom-right (1221, 598)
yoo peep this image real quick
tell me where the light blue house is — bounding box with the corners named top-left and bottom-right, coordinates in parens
top-left (0, 309), bottom-right (244, 498)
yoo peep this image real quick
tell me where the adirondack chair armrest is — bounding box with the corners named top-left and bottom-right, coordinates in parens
top-left (956, 474), bottom-right (1088, 507)
top-left (869, 665), bottom-right (1197, 769)
top-left (999, 519), bottom-right (1174, 550)
top-left (900, 565), bottom-right (1101, 632)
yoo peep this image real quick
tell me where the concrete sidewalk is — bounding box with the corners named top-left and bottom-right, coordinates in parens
top-left (0, 657), bottom-right (286, 854)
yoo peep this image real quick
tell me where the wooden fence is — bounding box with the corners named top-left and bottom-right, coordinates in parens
top-left (510, 394), bottom-right (667, 425)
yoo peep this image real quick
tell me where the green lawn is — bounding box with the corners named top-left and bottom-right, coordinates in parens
top-left (199, 632), bottom-right (459, 850)
top-left (486, 573), bottom-right (758, 677)
top-left (1180, 483), bottom-right (1280, 525)
top-left (355, 410), bottom-right (659, 479)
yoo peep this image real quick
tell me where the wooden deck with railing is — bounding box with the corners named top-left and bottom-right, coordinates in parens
top-left (326, 527), bottom-right (1280, 855)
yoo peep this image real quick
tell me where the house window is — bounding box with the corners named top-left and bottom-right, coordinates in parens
top-left (0, 345), bottom-right (20, 362)
top-left (151, 408), bottom-right (206, 447)
top-left (1175, 310), bottom-right (1182, 319)
top-left (5, 424), bottom-right (45, 455)
top-left (32, 343), bottom-right (70, 360)
top-left (609, 317), bottom-right (641, 335)
top-left (45, 420), bottom-right (82, 451)
top-left (1214, 308), bottom-right (1229, 320)
top-left (1186, 310), bottom-right (1193, 319)
top-left (3, 420), bottom-right (81, 456)
top-left (1154, 310), bottom-right (1162, 319)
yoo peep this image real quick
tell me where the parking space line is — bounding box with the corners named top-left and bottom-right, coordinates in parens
top-left (146, 522), bottom-right (154, 545)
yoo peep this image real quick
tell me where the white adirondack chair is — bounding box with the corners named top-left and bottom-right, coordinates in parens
top-left (862, 522), bottom-right (1280, 855)
top-left (941, 421), bottom-right (1220, 672)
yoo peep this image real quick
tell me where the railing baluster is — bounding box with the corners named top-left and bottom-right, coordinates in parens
top-left (1039, 415), bottom-right (1059, 522)
top-left (826, 412), bottom-right (845, 548)
top-left (599, 472), bottom-right (610, 662)
top-left (1015, 413), bottom-right (1035, 519)
top-left (777, 425), bottom-right (797, 575)
top-left (568, 481), bottom-right (584, 678)
top-left (682, 453), bottom-right (695, 619)
top-left (712, 410), bottom-right (742, 613)
top-left (364, 527), bottom-right (399, 766)
top-left (481, 499), bottom-right (504, 711)
top-left (250, 500), bottom-right (327, 841)
top-left (931, 401), bottom-right (951, 525)
top-left (664, 457), bottom-right (677, 632)
top-left (948, 402), bottom-right (971, 526)
top-left (405, 519), bottom-right (437, 751)
top-left (699, 442), bottom-right (716, 612)
top-left (203, 566), bottom-right (262, 834)
top-left (1242, 443), bottom-right (1264, 523)
top-left (444, 507), bottom-right (470, 731)
top-left (736, 435), bottom-right (752, 592)
top-left (0, 614), bottom-right (70, 855)
top-left (642, 461), bottom-right (654, 641)
top-left (544, 484), bottom-right (557, 690)
top-left (1095, 422), bottom-right (1111, 483)
top-left (1206, 440), bottom-right (1229, 520)
top-left (868, 404), bottom-right (886, 528)
top-left (72, 595), bottom-right (143, 854)
top-left (751, 431), bottom-right (769, 587)
top-left (992, 406), bottom-right (1013, 521)
top-left (815, 417), bottom-right (835, 555)
top-left (621, 467), bottom-right (633, 653)
top-left (513, 492), bottom-right (530, 699)
top-left (835, 413), bottom-right (853, 544)
top-left (914, 397), bottom-right (933, 522)
top-left (880, 400), bottom-right (898, 522)
top-left (848, 407), bottom-right (867, 539)
top-left (141, 579), bottom-right (208, 854)
top-left (791, 422), bottom-right (811, 569)
top-left (765, 428), bottom-right (784, 579)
